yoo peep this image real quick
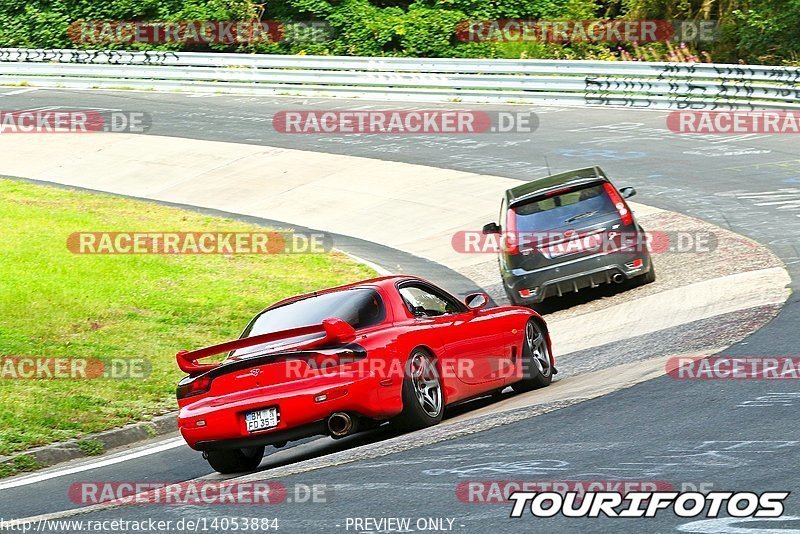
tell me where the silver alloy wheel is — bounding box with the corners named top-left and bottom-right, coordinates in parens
top-left (410, 352), bottom-right (442, 417)
top-left (526, 321), bottom-right (552, 378)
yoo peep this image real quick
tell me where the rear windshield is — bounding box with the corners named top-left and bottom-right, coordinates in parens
top-left (244, 289), bottom-right (385, 336)
top-left (232, 289), bottom-right (385, 357)
top-left (514, 183), bottom-right (616, 231)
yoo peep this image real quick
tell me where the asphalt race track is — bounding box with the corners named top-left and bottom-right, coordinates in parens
top-left (1, 89), bottom-right (798, 533)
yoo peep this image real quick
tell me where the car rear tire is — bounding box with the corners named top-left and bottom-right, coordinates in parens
top-left (205, 446), bottom-right (265, 474)
top-left (512, 319), bottom-right (553, 393)
top-left (504, 286), bottom-right (520, 306)
top-left (630, 264), bottom-right (656, 287)
top-left (394, 349), bottom-right (444, 431)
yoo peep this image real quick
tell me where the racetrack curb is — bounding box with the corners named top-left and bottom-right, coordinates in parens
top-left (0, 413), bottom-right (177, 474)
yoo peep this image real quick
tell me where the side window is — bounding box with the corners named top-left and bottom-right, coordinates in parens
top-left (399, 284), bottom-right (462, 317)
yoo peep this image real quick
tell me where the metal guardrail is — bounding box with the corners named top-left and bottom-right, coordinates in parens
top-left (1, 48), bottom-right (799, 109)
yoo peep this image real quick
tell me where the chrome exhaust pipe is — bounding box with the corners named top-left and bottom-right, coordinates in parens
top-left (612, 273), bottom-right (625, 284)
top-left (328, 412), bottom-right (356, 438)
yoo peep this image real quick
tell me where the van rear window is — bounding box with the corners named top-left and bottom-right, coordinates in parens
top-left (514, 183), bottom-right (615, 231)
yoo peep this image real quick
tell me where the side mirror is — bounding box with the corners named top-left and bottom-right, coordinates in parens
top-left (620, 186), bottom-right (637, 199)
top-left (482, 222), bottom-right (501, 235)
top-left (465, 292), bottom-right (489, 311)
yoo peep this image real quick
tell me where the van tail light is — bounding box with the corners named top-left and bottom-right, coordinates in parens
top-left (504, 208), bottom-right (519, 255)
top-left (176, 375), bottom-right (212, 400)
top-left (603, 183), bottom-right (634, 226)
top-left (626, 258), bottom-right (644, 269)
top-left (545, 187), bottom-right (573, 197)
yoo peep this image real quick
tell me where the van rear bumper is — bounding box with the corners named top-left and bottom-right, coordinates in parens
top-left (503, 249), bottom-right (652, 304)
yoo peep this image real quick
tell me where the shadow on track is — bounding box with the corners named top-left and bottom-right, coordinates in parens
top-left (243, 389), bottom-right (519, 475)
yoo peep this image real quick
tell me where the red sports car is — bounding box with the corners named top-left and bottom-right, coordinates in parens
top-left (176, 275), bottom-right (555, 473)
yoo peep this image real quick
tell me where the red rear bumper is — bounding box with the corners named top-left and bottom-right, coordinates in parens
top-left (178, 371), bottom-right (402, 450)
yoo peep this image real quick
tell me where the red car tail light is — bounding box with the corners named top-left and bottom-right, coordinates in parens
top-left (176, 375), bottom-right (212, 400)
top-left (603, 182), bottom-right (634, 226)
top-left (504, 207), bottom-right (520, 255)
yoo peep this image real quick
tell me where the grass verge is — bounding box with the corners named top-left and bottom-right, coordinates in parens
top-left (0, 178), bottom-right (375, 455)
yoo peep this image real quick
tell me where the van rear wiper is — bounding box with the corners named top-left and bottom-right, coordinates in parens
top-left (564, 210), bottom-right (597, 224)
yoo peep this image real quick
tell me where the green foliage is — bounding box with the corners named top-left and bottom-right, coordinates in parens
top-left (0, 454), bottom-right (42, 478)
top-left (76, 439), bottom-right (104, 456)
top-left (325, 0), bottom-right (405, 55)
top-left (620, 0), bottom-right (800, 64)
top-left (731, 0), bottom-right (800, 64)
top-left (0, 0), bottom-right (796, 76)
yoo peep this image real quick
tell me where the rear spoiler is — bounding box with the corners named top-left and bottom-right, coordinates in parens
top-left (509, 177), bottom-right (605, 209)
top-left (176, 318), bottom-right (356, 376)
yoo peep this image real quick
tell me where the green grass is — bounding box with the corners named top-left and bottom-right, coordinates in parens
top-left (76, 439), bottom-right (104, 456)
top-left (0, 178), bottom-right (376, 456)
top-left (0, 455), bottom-right (42, 478)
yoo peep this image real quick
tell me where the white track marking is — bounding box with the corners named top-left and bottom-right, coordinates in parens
top-left (2, 436), bottom-right (341, 528)
top-left (338, 249), bottom-right (392, 276)
top-left (0, 437), bottom-right (185, 491)
top-left (718, 188), bottom-right (800, 216)
top-left (737, 392), bottom-right (800, 408)
top-left (0, 88), bottom-right (39, 96)
top-left (1, 474), bottom-right (208, 530)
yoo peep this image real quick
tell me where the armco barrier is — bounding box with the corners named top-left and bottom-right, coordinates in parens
top-left (0, 48), bottom-right (799, 109)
